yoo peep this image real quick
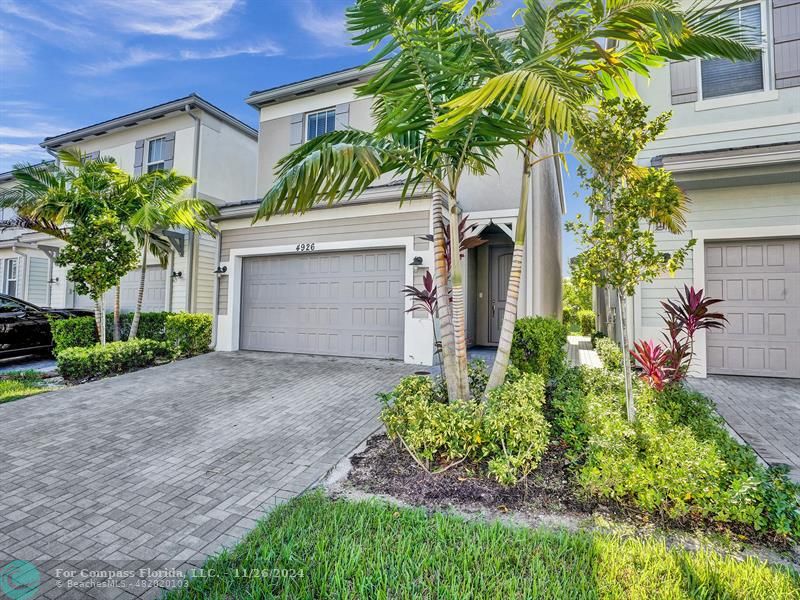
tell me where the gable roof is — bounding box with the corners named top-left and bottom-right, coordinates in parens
top-left (41, 94), bottom-right (257, 149)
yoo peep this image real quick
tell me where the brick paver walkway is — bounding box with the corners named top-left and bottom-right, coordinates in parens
top-left (688, 375), bottom-right (800, 482)
top-left (0, 352), bottom-right (414, 598)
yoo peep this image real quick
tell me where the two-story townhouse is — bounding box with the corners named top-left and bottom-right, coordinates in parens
top-left (0, 94), bottom-right (258, 314)
top-left (212, 64), bottom-right (565, 366)
top-left (602, 0), bottom-right (800, 379)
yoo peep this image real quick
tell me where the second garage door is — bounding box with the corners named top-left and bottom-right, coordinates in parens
top-left (705, 238), bottom-right (800, 378)
top-left (240, 249), bottom-right (405, 359)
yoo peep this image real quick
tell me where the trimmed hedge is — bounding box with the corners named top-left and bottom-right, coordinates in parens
top-left (509, 317), bottom-right (567, 382)
top-left (50, 312), bottom-right (174, 355)
top-left (165, 313), bottom-right (212, 358)
top-left (56, 339), bottom-right (174, 381)
top-left (594, 337), bottom-right (623, 370)
top-left (576, 309), bottom-right (595, 336)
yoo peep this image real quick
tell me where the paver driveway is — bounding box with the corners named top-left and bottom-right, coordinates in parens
top-left (0, 351), bottom-right (415, 598)
top-left (689, 375), bottom-right (800, 483)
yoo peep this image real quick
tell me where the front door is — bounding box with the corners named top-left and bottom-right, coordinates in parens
top-left (489, 246), bottom-right (513, 344)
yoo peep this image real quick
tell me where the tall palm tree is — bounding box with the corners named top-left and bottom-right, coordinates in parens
top-left (123, 170), bottom-right (218, 339)
top-left (256, 0), bottom-right (525, 402)
top-left (436, 0), bottom-right (760, 392)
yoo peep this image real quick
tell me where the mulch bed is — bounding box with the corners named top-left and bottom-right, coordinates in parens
top-left (344, 433), bottom-right (799, 558)
top-left (346, 433), bottom-right (599, 517)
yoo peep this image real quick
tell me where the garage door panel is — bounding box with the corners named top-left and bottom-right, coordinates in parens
top-left (706, 238), bottom-right (799, 378)
top-left (240, 249), bottom-right (405, 359)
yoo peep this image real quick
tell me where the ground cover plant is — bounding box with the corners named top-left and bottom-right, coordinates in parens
top-left (164, 492), bottom-right (799, 600)
top-left (0, 370), bottom-right (48, 403)
top-left (551, 366), bottom-right (800, 542)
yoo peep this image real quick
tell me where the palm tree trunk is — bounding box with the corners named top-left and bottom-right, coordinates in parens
top-left (487, 144), bottom-right (533, 392)
top-left (113, 284), bottom-right (121, 342)
top-left (446, 193), bottom-right (470, 400)
top-left (129, 238), bottom-right (149, 340)
top-left (432, 189), bottom-right (464, 403)
top-left (617, 289), bottom-right (636, 422)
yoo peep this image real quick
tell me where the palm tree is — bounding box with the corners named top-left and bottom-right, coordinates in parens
top-left (436, 0), bottom-right (760, 392)
top-left (122, 170), bottom-right (218, 339)
top-left (255, 0), bottom-right (524, 402)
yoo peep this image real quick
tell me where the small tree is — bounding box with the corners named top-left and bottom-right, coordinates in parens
top-left (55, 212), bottom-right (138, 344)
top-left (562, 277), bottom-right (592, 331)
top-left (567, 99), bottom-right (694, 422)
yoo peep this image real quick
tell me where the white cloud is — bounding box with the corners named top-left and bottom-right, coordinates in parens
top-left (0, 143), bottom-right (49, 171)
top-left (76, 39), bottom-right (283, 75)
top-left (0, 29), bottom-right (32, 70)
top-left (294, 0), bottom-right (352, 49)
top-left (63, 0), bottom-right (240, 40)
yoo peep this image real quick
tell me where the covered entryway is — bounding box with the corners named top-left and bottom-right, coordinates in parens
top-left (240, 249), bottom-right (405, 359)
top-left (705, 238), bottom-right (800, 378)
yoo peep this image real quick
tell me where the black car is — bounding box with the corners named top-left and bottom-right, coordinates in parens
top-left (0, 294), bottom-right (94, 358)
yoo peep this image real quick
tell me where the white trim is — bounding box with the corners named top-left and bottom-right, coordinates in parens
top-left (304, 107), bottom-right (336, 142)
top-left (694, 89), bottom-right (779, 111)
top-left (216, 236), bottom-right (434, 365)
top-left (696, 1), bottom-right (769, 104)
top-left (690, 224), bottom-right (800, 378)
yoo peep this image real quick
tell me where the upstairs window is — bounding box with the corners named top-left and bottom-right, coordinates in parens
top-left (3, 258), bottom-right (18, 297)
top-left (700, 4), bottom-right (764, 99)
top-left (147, 137), bottom-right (166, 173)
top-left (306, 108), bottom-right (336, 141)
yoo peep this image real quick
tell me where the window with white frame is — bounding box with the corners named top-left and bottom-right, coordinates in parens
top-left (700, 3), bottom-right (765, 99)
top-left (146, 137), bottom-right (167, 173)
top-left (305, 108), bottom-right (336, 141)
top-left (3, 258), bottom-right (18, 297)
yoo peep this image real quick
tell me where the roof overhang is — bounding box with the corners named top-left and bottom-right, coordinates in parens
top-left (41, 94), bottom-right (257, 149)
top-left (246, 62), bottom-right (384, 109)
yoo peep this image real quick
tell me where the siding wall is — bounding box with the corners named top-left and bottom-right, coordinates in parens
top-left (26, 256), bottom-right (49, 306)
top-left (194, 232), bottom-right (218, 314)
top-left (637, 182), bottom-right (800, 331)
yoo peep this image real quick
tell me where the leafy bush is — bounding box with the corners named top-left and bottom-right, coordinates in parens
top-left (510, 317), bottom-right (567, 382)
top-left (57, 339), bottom-right (174, 381)
top-left (576, 309), bottom-right (595, 336)
top-left (483, 373), bottom-right (550, 485)
top-left (108, 312), bottom-right (173, 341)
top-left (166, 313), bottom-right (212, 357)
top-left (49, 316), bottom-right (98, 355)
top-left (380, 370), bottom-right (550, 484)
top-left (379, 376), bottom-right (483, 472)
top-left (590, 331), bottom-right (607, 347)
top-left (594, 337), bottom-right (622, 371)
top-left (552, 367), bottom-right (800, 540)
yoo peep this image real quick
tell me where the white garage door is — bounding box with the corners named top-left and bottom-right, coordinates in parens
top-left (705, 238), bottom-right (799, 378)
top-left (240, 249), bottom-right (405, 359)
top-left (74, 267), bottom-right (167, 312)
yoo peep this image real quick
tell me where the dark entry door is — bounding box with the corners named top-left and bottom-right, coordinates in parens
top-left (489, 246), bottom-right (513, 344)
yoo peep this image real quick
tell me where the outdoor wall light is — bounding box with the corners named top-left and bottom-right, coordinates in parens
top-left (171, 271), bottom-right (183, 278)
top-left (213, 266), bottom-right (228, 275)
top-left (409, 256), bottom-right (423, 266)
top-left (47, 277), bottom-right (60, 285)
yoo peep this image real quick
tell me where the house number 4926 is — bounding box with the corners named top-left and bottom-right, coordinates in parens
top-left (296, 242), bottom-right (315, 252)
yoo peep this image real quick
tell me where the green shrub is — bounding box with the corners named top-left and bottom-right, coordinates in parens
top-left (590, 331), bottom-right (607, 347)
top-left (594, 337), bottom-right (623, 371)
top-left (576, 309), bottom-right (595, 336)
top-left (483, 373), bottom-right (550, 485)
top-left (166, 313), bottom-right (212, 357)
top-left (510, 317), bottom-right (567, 382)
top-left (107, 311), bottom-right (173, 341)
top-left (49, 316), bottom-right (98, 355)
top-left (380, 370), bottom-right (550, 484)
top-left (57, 339), bottom-right (173, 381)
top-left (379, 376), bottom-right (483, 471)
top-left (552, 367), bottom-right (800, 540)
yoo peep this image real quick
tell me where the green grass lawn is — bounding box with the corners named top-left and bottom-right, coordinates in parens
top-left (165, 492), bottom-right (799, 599)
top-left (0, 371), bottom-right (47, 403)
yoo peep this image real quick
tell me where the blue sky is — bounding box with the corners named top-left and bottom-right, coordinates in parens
top-left (0, 0), bottom-right (584, 272)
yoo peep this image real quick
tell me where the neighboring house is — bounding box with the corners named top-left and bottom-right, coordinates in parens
top-left (0, 94), bottom-right (258, 314)
top-left (598, 0), bottom-right (800, 379)
top-left (212, 64), bottom-right (565, 366)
